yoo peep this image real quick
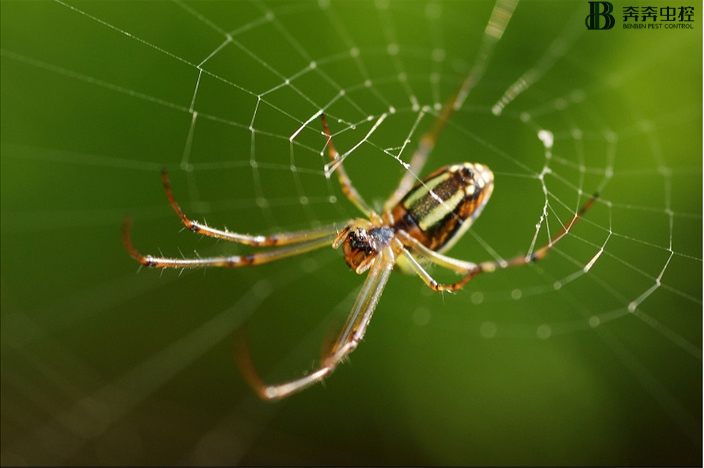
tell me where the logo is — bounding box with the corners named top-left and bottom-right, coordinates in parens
top-left (586, 1), bottom-right (615, 29)
top-left (586, 4), bottom-right (695, 30)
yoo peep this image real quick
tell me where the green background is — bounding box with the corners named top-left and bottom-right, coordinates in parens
top-left (2, 1), bottom-right (701, 465)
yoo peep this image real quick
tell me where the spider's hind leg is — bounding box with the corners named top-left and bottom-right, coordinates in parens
top-left (397, 192), bottom-right (600, 293)
top-left (233, 247), bottom-right (395, 401)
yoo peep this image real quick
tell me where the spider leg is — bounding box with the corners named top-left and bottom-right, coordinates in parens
top-left (159, 168), bottom-right (347, 246)
top-left (320, 114), bottom-right (382, 223)
top-left (123, 217), bottom-right (340, 269)
top-left (399, 248), bottom-right (479, 292)
top-left (398, 193), bottom-right (599, 292)
top-left (384, 78), bottom-right (466, 212)
top-left (234, 247), bottom-right (395, 401)
top-left (397, 231), bottom-right (478, 274)
top-left (482, 192), bottom-right (600, 271)
top-left (508, 193), bottom-right (599, 264)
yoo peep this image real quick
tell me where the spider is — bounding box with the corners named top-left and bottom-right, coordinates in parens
top-left (123, 93), bottom-right (597, 401)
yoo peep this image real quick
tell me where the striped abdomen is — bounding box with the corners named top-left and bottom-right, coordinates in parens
top-left (392, 163), bottom-right (494, 253)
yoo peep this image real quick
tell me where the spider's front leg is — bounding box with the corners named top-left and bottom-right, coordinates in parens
top-left (122, 170), bottom-right (352, 269)
top-left (320, 114), bottom-right (384, 225)
top-left (122, 217), bottom-right (341, 269)
top-left (159, 168), bottom-right (346, 247)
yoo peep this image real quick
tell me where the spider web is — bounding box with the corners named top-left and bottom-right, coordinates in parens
top-left (1, 0), bottom-right (701, 465)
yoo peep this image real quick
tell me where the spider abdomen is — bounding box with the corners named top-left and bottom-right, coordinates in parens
top-left (392, 163), bottom-right (494, 253)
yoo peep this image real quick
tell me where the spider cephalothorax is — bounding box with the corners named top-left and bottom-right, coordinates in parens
top-left (339, 221), bottom-right (395, 273)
